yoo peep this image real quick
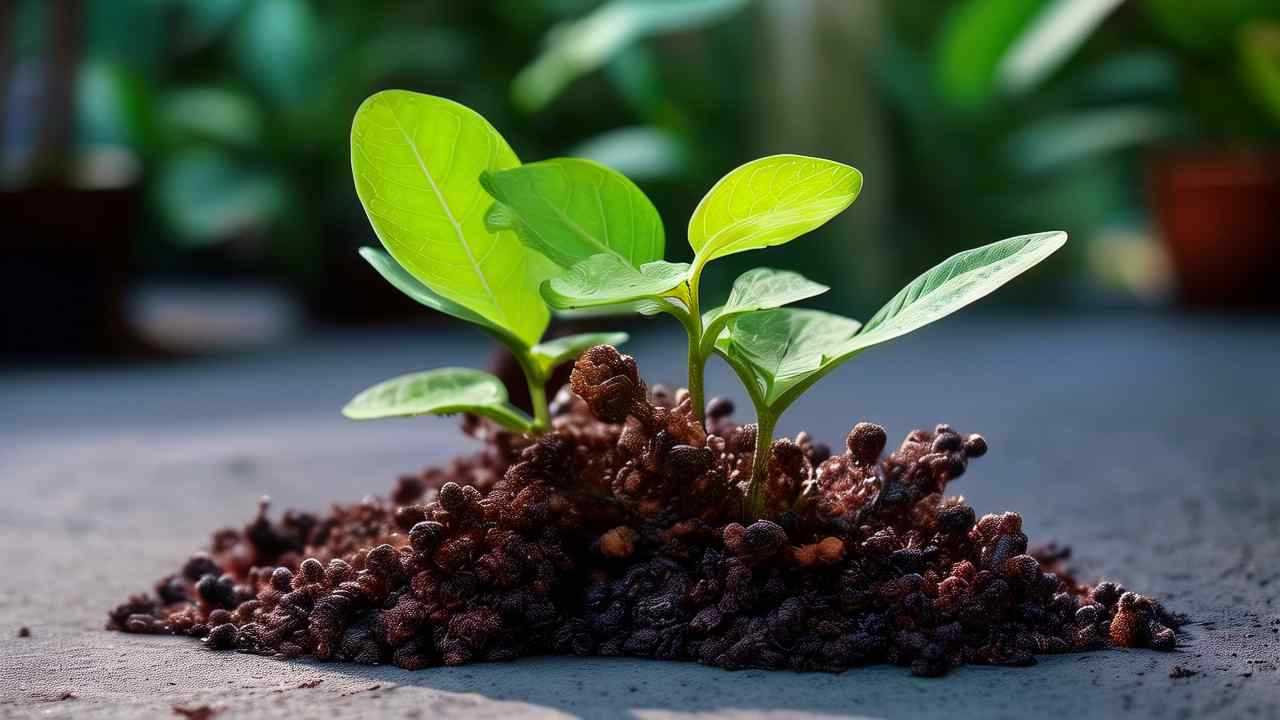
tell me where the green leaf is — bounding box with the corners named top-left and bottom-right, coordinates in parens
top-left (716, 309), bottom-right (862, 406)
top-left (699, 268), bottom-right (829, 357)
top-left (541, 253), bottom-right (689, 311)
top-left (856, 231), bottom-right (1067, 341)
top-left (511, 0), bottom-right (749, 112)
top-left (351, 90), bottom-right (549, 348)
top-left (936, 0), bottom-right (1043, 110)
top-left (358, 247), bottom-right (526, 349)
top-left (999, 0), bottom-right (1126, 96)
top-left (1241, 21), bottom-right (1280, 125)
top-left (343, 367), bottom-right (534, 432)
top-left (480, 158), bottom-right (665, 270)
top-left (530, 332), bottom-right (630, 376)
top-left (718, 231), bottom-right (1067, 415)
top-left (688, 154), bottom-right (862, 266)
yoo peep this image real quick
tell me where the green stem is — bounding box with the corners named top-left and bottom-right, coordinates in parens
top-left (687, 348), bottom-right (706, 422)
top-left (514, 351), bottom-right (551, 432)
top-left (527, 373), bottom-right (550, 431)
top-left (685, 257), bottom-right (708, 423)
top-left (746, 412), bottom-right (776, 519)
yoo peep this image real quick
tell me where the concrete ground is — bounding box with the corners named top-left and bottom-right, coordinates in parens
top-left (1, 314), bottom-right (1277, 719)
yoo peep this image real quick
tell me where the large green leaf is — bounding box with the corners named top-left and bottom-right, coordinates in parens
top-left (358, 247), bottom-right (526, 349)
top-left (351, 90), bottom-right (549, 347)
top-left (480, 157), bottom-right (664, 269)
top-left (688, 154), bottom-right (862, 266)
top-left (343, 367), bottom-right (534, 432)
top-left (530, 332), bottom-right (630, 376)
top-left (700, 268), bottom-right (829, 357)
top-left (541, 253), bottom-right (689, 311)
top-left (718, 231), bottom-right (1067, 414)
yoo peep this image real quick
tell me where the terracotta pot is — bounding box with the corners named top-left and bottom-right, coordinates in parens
top-left (1148, 148), bottom-right (1280, 309)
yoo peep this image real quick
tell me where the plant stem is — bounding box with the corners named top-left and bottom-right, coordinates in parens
top-left (514, 351), bottom-right (551, 432)
top-left (527, 373), bottom-right (550, 431)
top-left (685, 258), bottom-right (707, 423)
top-left (745, 412), bottom-right (776, 519)
top-left (687, 348), bottom-right (706, 422)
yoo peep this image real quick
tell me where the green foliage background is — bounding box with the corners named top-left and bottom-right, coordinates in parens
top-left (8, 0), bottom-right (1278, 318)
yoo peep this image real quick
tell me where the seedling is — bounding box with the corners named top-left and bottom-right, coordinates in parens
top-left (347, 89), bottom-right (1066, 519)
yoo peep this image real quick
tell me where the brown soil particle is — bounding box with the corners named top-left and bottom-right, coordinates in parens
top-left (107, 347), bottom-right (1180, 677)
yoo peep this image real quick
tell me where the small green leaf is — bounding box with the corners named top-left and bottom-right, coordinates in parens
top-left (688, 154), bottom-right (862, 266)
top-left (718, 231), bottom-right (1067, 416)
top-left (717, 309), bottom-right (862, 406)
top-left (530, 332), bottom-right (630, 375)
top-left (541, 253), bottom-right (689, 311)
top-left (699, 268), bottom-right (829, 357)
top-left (358, 247), bottom-right (526, 349)
top-left (856, 231), bottom-right (1067, 343)
top-left (481, 157), bottom-right (664, 269)
top-left (351, 90), bottom-right (549, 347)
top-left (343, 367), bottom-right (534, 432)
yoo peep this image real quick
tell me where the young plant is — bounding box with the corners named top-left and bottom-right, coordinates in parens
top-left (525, 154), bottom-right (864, 418)
top-left (345, 90), bottom-right (629, 432)
top-left (716, 231), bottom-right (1067, 516)
top-left (346, 89), bottom-right (1066, 522)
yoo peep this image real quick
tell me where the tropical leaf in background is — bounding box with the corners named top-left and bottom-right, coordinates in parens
top-left (512, 0), bottom-right (749, 112)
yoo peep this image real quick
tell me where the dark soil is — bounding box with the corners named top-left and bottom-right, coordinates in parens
top-left (108, 345), bottom-right (1180, 677)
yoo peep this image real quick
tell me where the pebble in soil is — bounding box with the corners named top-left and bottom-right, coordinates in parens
top-left (108, 345), bottom-right (1181, 676)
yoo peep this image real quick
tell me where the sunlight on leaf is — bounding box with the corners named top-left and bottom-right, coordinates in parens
top-left (351, 90), bottom-right (549, 347)
top-left (343, 367), bottom-right (534, 431)
top-left (481, 157), bottom-right (664, 269)
top-left (688, 154), bottom-right (862, 266)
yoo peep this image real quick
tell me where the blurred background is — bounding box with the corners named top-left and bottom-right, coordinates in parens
top-left (2, 0), bottom-right (1278, 361)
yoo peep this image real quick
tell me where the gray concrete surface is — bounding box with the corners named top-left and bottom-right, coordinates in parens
top-left (1, 314), bottom-right (1278, 719)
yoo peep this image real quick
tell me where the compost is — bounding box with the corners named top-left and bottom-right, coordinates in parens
top-left (109, 346), bottom-right (1179, 676)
